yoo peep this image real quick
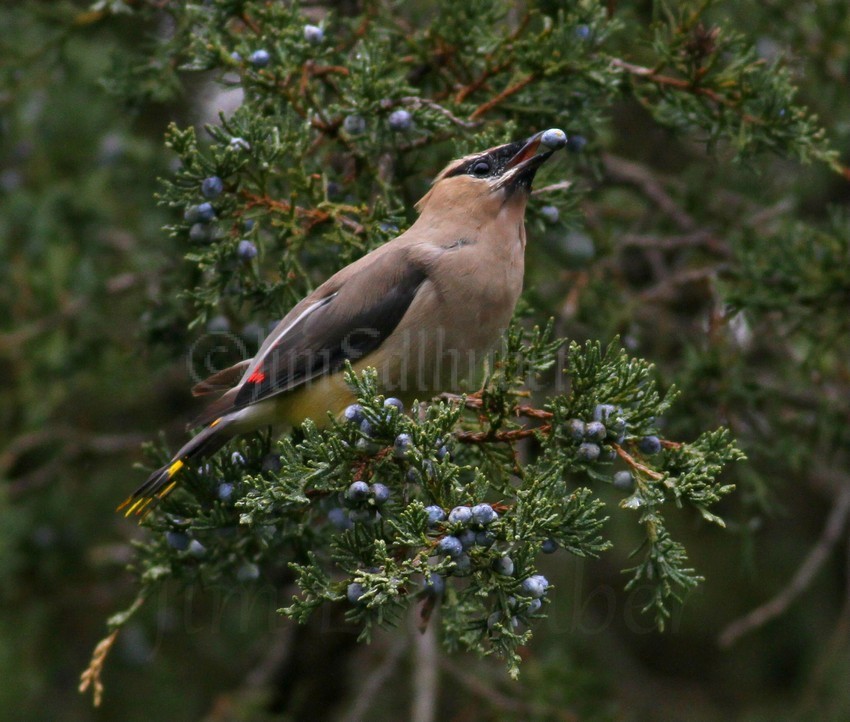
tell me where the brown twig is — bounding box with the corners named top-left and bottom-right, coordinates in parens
top-left (241, 191), bottom-right (365, 236)
top-left (80, 592), bottom-right (147, 706)
top-left (0, 270), bottom-right (142, 353)
top-left (341, 633), bottom-right (409, 722)
top-left (613, 443), bottom-right (666, 480)
top-left (615, 47), bottom-right (850, 181)
top-left (455, 425), bottom-right (549, 444)
top-left (410, 612), bottom-right (438, 722)
top-left (602, 153), bottom-right (696, 232)
top-left (79, 630), bottom-right (119, 707)
top-left (433, 394), bottom-right (551, 443)
top-left (531, 180), bottom-right (573, 196)
top-left (454, 59), bottom-right (513, 104)
top-left (797, 528), bottom-right (850, 714)
top-left (439, 657), bottom-right (579, 721)
top-left (436, 393), bottom-right (552, 420)
top-left (515, 404), bottom-right (554, 421)
top-left (469, 73), bottom-right (536, 120)
top-left (453, 11), bottom-right (532, 104)
top-left (239, 12), bottom-right (262, 36)
top-left (611, 57), bottom-right (762, 125)
top-left (305, 62), bottom-right (350, 79)
top-left (718, 483), bottom-right (850, 648)
top-left (637, 264), bottom-right (730, 303)
top-left (399, 96), bottom-right (481, 129)
top-left (619, 230), bottom-right (731, 257)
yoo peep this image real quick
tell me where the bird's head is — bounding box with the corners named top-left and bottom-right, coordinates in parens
top-left (415, 129), bottom-right (566, 219)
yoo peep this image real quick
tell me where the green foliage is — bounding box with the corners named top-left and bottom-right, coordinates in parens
top-left (727, 211), bottom-right (850, 354)
top-left (72, 0), bottom-right (839, 692)
top-left (112, 324), bottom-right (740, 676)
top-left (639, 2), bottom-right (837, 167)
top-left (5, 0), bottom-right (850, 719)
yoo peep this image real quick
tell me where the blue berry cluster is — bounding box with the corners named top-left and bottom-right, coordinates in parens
top-left (431, 502), bottom-right (500, 576)
top-left (342, 397), bottom-right (406, 455)
top-left (567, 403), bottom-right (628, 463)
top-left (303, 24), bottom-right (324, 44)
top-left (249, 49), bottom-right (270, 68)
top-left (185, 201), bottom-right (217, 243)
top-left (333, 479), bottom-right (390, 526)
top-left (165, 529), bottom-right (206, 558)
top-left (388, 109), bottom-right (413, 131)
top-left (518, 573), bottom-right (550, 616)
top-left (487, 574), bottom-right (550, 630)
top-left (334, 393), bottom-right (547, 613)
top-left (541, 205), bottom-right (560, 224)
top-left (184, 174), bottom-right (231, 244)
top-left (237, 239), bottom-right (257, 261)
top-left (541, 538), bottom-right (559, 554)
top-left (201, 176), bottom-right (223, 199)
top-left (540, 128), bottom-right (567, 149)
top-left (328, 397), bottom-right (415, 529)
top-left (343, 114), bottom-right (366, 135)
top-left (638, 435), bottom-right (662, 455)
top-left (613, 470), bottom-right (635, 492)
top-left (393, 432), bottom-right (413, 458)
top-left (347, 581), bottom-right (366, 604)
top-left (422, 571), bottom-right (445, 598)
top-left (491, 554), bottom-right (514, 575)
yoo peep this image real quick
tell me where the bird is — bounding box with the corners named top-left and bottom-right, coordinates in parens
top-left (118, 128), bottom-right (567, 516)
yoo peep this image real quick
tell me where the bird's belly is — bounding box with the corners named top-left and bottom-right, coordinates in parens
top-left (273, 372), bottom-right (356, 428)
top-left (363, 270), bottom-right (520, 399)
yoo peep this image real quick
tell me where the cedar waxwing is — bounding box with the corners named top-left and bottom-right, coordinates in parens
top-left (119, 129), bottom-right (567, 516)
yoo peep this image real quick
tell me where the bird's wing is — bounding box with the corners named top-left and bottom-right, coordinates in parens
top-left (192, 359), bottom-right (252, 396)
top-left (196, 247), bottom-right (428, 422)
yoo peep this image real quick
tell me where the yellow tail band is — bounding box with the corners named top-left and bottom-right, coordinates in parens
top-left (117, 458), bottom-right (186, 517)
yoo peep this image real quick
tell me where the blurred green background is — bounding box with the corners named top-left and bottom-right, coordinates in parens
top-left (2, 1), bottom-right (850, 720)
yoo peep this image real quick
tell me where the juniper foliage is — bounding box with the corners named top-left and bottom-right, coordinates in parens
top-left (6, 0), bottom-right (850, 717)
top-left (75, 0), bottom-right (850, 690)
top-left (106, 328), bottom-right (741, 678)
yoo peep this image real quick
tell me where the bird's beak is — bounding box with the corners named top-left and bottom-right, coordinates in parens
top-left (497, 131), bottom-right (555, 192)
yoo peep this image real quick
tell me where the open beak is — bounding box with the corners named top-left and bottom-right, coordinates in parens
top-left (497, 131), bottom-right (555, 192)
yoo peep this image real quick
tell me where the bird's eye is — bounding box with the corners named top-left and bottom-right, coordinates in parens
top-left (471, 160), bottom-right (491, 177)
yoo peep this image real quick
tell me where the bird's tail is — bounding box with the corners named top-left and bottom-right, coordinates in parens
top-left (117, 417), bottom-right (235, 518)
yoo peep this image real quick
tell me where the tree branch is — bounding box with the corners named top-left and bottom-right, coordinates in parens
top-left (469, 73), bottom-right (537, 120)
top-left (601, 153), bottom-right (696, 232)
top-left (531, 180), bottom-right (573, 196)
top-left (241, 191), bottom-right (365, 236)
top-left (611, 57), bottom-right (762, 125)
top-left (410, 611), bottom-right (438, 722)
top-left (399, 96), bottom-right (481, 129)
top-left (341, 634), bottom-right (409, 722)
top-left (439, 658), bottom-right (579, 721)
top-left (619, 230), bottom-right (730, 257)
top-left (719, 483), bottom-right (850, 648)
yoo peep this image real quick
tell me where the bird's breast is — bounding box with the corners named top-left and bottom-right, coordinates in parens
top-left (368, 231), bottom-right (525, 397)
